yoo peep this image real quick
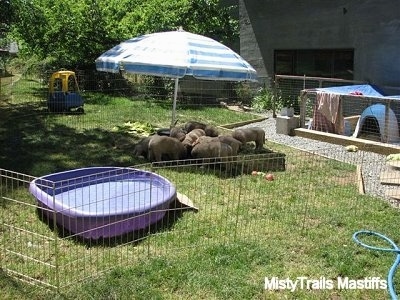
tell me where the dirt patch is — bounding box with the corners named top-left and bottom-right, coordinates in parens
top-left (226, 105), bottom-right (252, 113)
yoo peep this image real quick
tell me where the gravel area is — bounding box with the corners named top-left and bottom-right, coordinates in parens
top-left (236, 113), bottom-right (400, 207)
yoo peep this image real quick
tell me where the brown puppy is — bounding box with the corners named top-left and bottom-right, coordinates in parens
top-left (133, 135), bottom-right (153, 158)
top-left (184, 121), bottom-right (219, 137)
top-left (148, 135), bottom-right (187, 162)
top-left (194, 135), bottom-right (242, 156)
top-left (182, 129), bottom-right (206, 154)
top-left (204, 125), bottom-right (219, 137)
top-left (191, 140), bottom-right (233, 159)
top-left (232, 127), bottom-right (266, 150)
top-left (170, 126), bottom-right (186, 142)
top-left (184, 121), bottom-right (207, 133)
top-left (217, 135), bottom-right (242, 155)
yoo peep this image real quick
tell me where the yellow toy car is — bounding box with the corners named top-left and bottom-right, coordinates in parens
top-left (47, 70), bottom-right (84, 113)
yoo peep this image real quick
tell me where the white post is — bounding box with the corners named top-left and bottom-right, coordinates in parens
top-left (171, 77), bottom-right (179, 127)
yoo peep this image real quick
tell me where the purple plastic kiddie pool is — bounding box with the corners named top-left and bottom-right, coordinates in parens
top-left (29, 167), bottom-right (177, 239)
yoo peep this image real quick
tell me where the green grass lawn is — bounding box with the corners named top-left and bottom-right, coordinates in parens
top-left (1, 77), bottom-right (399, 299)
top-left (0, 76), bottom-right (257, 176)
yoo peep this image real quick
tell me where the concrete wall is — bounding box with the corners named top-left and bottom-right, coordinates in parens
top-left (240, 0), bottom-right (400, 94)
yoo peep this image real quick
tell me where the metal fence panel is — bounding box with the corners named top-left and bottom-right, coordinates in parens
top-left (1, 148), bottom-right (384, 290)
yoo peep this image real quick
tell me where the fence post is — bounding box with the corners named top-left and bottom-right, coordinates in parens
top-left (299, 90), bottom-right (307, 128)
top-left (233, 156), bottom-right (246, 241)
top-left (383, 99), bottom-right (391, 143)
top-left (51, 181), bottom-right (61, 292)
top-left (273, 76), bottom-right (278, 118)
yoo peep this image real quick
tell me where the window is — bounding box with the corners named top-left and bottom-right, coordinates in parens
top-left (274, 49), bottom-right (354, 79)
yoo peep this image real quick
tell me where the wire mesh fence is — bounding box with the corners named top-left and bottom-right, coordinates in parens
top-left (0, 74), bottom-right (15, 102)
top-left (1, 146), bottom-right (397, 291)
top-left (274, 74), bottom-right (400, 146)
top-left (300, 91), bottom-right (400, 144)
top-left (2, 70), bottom-right (400, 297)
top-left (274, 74), bottom-right (363, 114)
top-left (0, 70), bottom-right (258, 112)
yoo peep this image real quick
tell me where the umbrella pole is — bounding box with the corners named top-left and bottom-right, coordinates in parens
top-left (171, 77), bottom-right (179, 127)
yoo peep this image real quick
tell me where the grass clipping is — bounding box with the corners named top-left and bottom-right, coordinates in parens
top-left (112, 121), bottom-right (156, 136)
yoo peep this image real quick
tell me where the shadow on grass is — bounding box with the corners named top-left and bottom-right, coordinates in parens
top-left (1, 83), bottom-right (270, 178)
top-left (148, 148), bottom-right (286, 179)
top-left (0, 103), bottom-right (145, 176)
top-left (0, 269), bottom-right (27, 297)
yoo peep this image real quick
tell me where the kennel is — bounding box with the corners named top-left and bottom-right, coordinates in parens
top-left (29, 167), bottom-right (177, 239)
top-left (300, 84), bottom-right (400, 144)
top-left (352, 104), bottom-right (400, 143)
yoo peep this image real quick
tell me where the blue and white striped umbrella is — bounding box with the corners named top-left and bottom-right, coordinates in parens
top-left (95, 29), bottom-right (258, 124)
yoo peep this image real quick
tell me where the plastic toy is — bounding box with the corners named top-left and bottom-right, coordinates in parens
top-left (47, 70), bottom-right (84, 113)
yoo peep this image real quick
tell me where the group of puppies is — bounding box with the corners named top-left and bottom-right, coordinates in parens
top-left (133, 120), bottom-right (266, 163)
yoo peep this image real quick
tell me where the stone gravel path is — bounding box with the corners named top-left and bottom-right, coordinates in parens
top-left (236, 113), bottom-right (400, 207)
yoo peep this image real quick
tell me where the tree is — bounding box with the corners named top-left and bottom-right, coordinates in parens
top-left (9, 0), bottom-right (111, 69)
top-left (0, 0), bottom-right (11, 40)
top-left (8, 0), bottom-right (238, 71)
top-left (0, 0), bottom-right (12, 73)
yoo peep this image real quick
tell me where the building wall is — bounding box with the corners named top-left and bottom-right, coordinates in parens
top-left (240, 0), bottom-right (400, 93)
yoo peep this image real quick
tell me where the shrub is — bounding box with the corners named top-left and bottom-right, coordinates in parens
top-left (251, 87), bottom-right (274, 112)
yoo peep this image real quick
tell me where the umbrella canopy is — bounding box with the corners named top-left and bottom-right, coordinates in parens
top-left (95, 29), bottom-right (258, 125)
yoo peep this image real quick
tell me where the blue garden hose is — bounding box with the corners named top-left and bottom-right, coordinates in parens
top-left (353, 230), bottom-right (400, 300)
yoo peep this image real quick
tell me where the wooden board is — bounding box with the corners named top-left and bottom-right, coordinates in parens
top-left (357, 165), bottom-right (365, 194)
top-left (294, 128), bottom-right (400, 156)
top-left (385, 189), bottom-right (400, 200)
top-left (176, 192), bottom-right (199, 212)
top-left (380, 171), bottom-right (400, 185)
top-left (387, 160), bottom-right (400, 170)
